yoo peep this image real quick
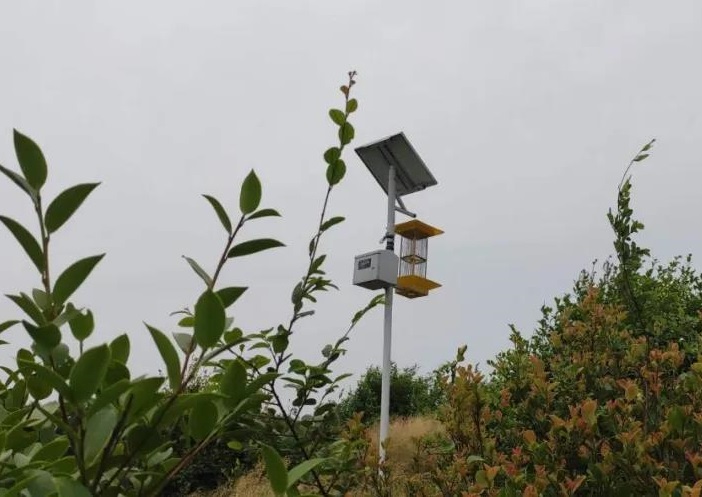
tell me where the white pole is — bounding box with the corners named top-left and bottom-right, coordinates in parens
top-left (379, 165), bottom-right (396, 463)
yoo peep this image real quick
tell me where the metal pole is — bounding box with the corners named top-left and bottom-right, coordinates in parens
top-left (379, 165), bottom-right (396, 463)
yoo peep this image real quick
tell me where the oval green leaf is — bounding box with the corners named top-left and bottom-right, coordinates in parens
top-left (261, 444), bottom-right (288, 495)
top-left (326, 160), bottom-right (346, 186)
top-left (14, 129), bottom-right (47, 190)
top-left (84, 406), bottom-right (118, 466)
top-left (7, 293), bottom-right (45, 325)
top-left (338, 122), bottom-right (354, 146)
top-left (0, 320), bottom-right (20, 333)
top-left (240, 170), bottom-right (262, 215)
top-left (182, 256), bottom-right (212, 287)
top-left (288, 458), bottom-right (327, 488)
top-left (216, 286), bottom-right (247, 309)
top-left (227, 238), bottom-right (285, 258)
top-left (69, 344), bottom-right (110, 403)
top-left (109, 333), bottom-right (130, 364)
top-left (188, 399), bottom-right (218, 441)
top-left (146, 324), bottom-right (181, 390)
top-left (44, 183), bottom-right (100, 234)
top-left (346, 98), bottom-right (358, 113)
top-left (247, 208), bottom-right (281, 220)
top-left (173, 332), bottom-right (195, 354)
top-left (18, 361), bottom-right (73, 401)
top-left (202, 194), bottom-right (232, 233)
top-left (23, 321), bottom-right (61, 350)
top-left (0, 164), bottom-right (36, 199)
top-left (0, 216), bottom-right (44, 272)
top-left (220, 359), bottom-right (246, 403)
top-left (320, 216), bottom-right (345, 232)
top-left (69, 310), bottom-right (94, 342)
top-left (323, 147), bottom-right (340, 164)
top-left (32, 437), bottom-right (70, 462)
top-left (53, 254), bottom-right (105, 307)
top-left (54, 478), bottom-right (91, 497)
top-left (329, 109), bottom-right (345, 126)
top-left (194, 290), bottom-right (225, 348)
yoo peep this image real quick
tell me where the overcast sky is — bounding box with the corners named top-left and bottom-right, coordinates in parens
top-left (1, 1), bottom-right (701, 390)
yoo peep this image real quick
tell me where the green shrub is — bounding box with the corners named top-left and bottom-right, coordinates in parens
top-left (0, 71), bottom-right (376, 497)
top-left (338, 363), bottom-right (444, 423)
top-left (403, 140), bottom-right (702, 496)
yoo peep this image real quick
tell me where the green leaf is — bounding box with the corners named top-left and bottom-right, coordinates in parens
top-left (320, 216), bottom-right (345, 232)
top-left (26, 470), bottom-right (56, 497)
top-left (69, 309), bottom-right (94, 342)
top-left (247, 208), bottom-right (281, 220)
top-left (173, 332), bottom-right (195, 354)
top-left (126, 377), bottom-right (164, 419)
top-left (54, 478), bottom-right (91, 497)
top-left (14, 129), bottom-right (47, 190)
top-left (83, 406), bottom-right (118, 466)
top-left (668, 406), bottom-right (685, 433)
top-left (69, 344), bottom-right (110, 403)
top-left (87, 379), bottom-right (131, 418)
top-left (227, 440), bottom-right (242, 450)
top-left (194, 290), bottom-right (226, 348)
top-left (146, 324), bottom-right (181, 390)
top-left (240, 170), bottom-right (262, 215)
top-left (7, 293), bottom-right (46, 325)
top-left (52, 303), bottom-right (80, 328)
top-left (202, 194), bottom-right (232, 233)
top-left (329, 109), bottom-right (346, 126)
top-left (32, 438), bottom-right (69, 462)
top-left (216, 286), bottom-right (247, 309)
top-left (228, 238), bottom-right (285, 258)
top-left (326, 160), bottom-right (346, 186)
top-left (44, 183), bottom-right (100, 233)
top-left (188, 399), bottom-right (218, 441)
top-left (634, 153), bottom-right (649, 162)
top-left (261, 444), bottom-right (288, 495)
top-left (178, 316), bottom-right (194, 327)
top-left (0, 164), bottom-right (36, 199)
top-left (183, 256), bottom-right (213, 287)
top-left (53, 254), bottom-right (105, 307)
top-left (321, 344), bottom-right (333, 358)
top-left (323, 147), bottom-right (341, 164)
top-left (19, 361), bottom-right (73, 400)
top-left (288, 458), bottom-right (327, 488)
top-left (0, 216), bottom-right (44, 272)
top-left (27, 374), bottom-right (53, 400)
top-left (475, 469), bottom-right (488, 487)
top-left (109, 334), bottom-right (130, 364)
top-left (0, 320), bottom-right (20, 333)
top-left (220, 359), bottom-right (246, 403)
top-left (32, 288), bottom-right (49, 310)
top-left (338, 122), bottom-right (354, 146)
top-left (346, 98), bottom-right (358, 113)
top-left (23, 321), bottom-right (61, 350)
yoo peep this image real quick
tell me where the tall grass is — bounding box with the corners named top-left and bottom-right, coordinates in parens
top-left (189, 416), bottom-right (444, 497)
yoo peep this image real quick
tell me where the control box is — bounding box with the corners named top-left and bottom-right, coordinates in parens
top-left (353, 250), bottom-right (398, 290)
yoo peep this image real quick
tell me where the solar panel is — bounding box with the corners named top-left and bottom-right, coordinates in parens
top-left (354, 132), bottom-right (437, 197)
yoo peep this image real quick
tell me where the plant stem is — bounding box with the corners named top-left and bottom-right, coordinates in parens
top-left (210, 215), bottom-right (245, 291)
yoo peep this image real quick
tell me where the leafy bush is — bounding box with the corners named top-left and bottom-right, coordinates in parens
top-left (338, 364), bottom-right (444, 423)
top-left (380, 141), bottom-right (702, 496)
top-left (0, 71), bottom-right (377, 497)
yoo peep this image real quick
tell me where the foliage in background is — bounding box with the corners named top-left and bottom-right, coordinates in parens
top-left (386, 141), bottom-right (702, 496)
top-left (0, 72), bottom-right (379, 497)
top-left (337, 363), bottom-right (444, 424)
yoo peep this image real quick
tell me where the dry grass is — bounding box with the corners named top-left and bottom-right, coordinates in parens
top-left (188, 462), bottom-right (274, 497)
top-left (366, 416), bottom-right (444, 473)
top-left (190, 416), bottom-right (444, 497)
